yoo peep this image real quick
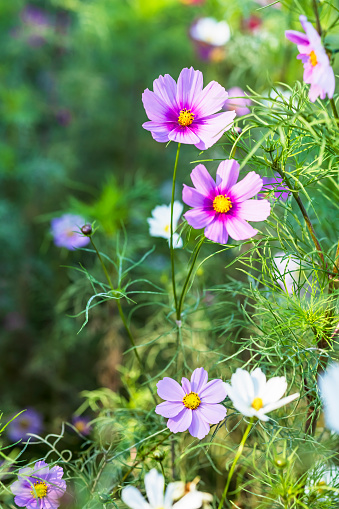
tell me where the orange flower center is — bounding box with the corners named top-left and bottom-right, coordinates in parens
top-left (251, 397), bottom-right (263, 411)
top-left (183, 392), bottom-right (201, 410)
top-left (213, 195), bottom-right (232, 213)
top-left (178, 108), bottom-right (194, 127)
top-left (309, 50), bottom-right (318, 67)
top-left (30, 481), bottom-right (48, 499)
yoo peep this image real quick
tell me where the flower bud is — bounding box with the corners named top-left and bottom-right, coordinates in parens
top-left (153, 449), bottom-right (165, 461)
top-left (81, 224), bottom-right (92, 236)
top-left (274, 457), bottom-right (287, 469)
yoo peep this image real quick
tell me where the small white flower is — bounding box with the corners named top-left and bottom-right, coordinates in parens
top-left (190, 17), bottom-right (231, 47)
top-left (319, 363), bottom-right (339, 434)
top-left (225, 368), bottom-right (299, 421)
top-left (148, 202), bottom-right (183, 248)
top-left (121, 469), bottom-right (203, 509)
top-left (273, 253), bottom-right (301, 294)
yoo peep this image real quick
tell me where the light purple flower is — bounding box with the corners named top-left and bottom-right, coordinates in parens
top-left (285, 16), bottom-right (335, 102)
top-left (261, 174), bottom-right (290, 201)
top-left (71, 415), bottom-right (92, 436)
top-left (51, 214), bottom-right (90, 250)
top-left (7, 409), bottom-right (43, 443)
top-left (142, 67), bottom-right (236, 150)
top-left (182, 159), bottom-right (270, 244)
top-left (155, 367), bottom-right (227, 440)
top-left (11, 460), bottom-right (66, 509)
top-left (224, 87), bottom-right (251, 117)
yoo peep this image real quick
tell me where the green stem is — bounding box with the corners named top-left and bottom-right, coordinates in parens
top-left (312, 0), bottom-right (322, 36)
top-left (176, 238), bottom-right (204, 321)
top-left (90, 237), bottom-right (157, 406)
top-left (217, 419), bottom-right (253, 509)
top-left (170, 143), bottom-right (181, 314)
top-left (330, 98), bottom-right (339, 120)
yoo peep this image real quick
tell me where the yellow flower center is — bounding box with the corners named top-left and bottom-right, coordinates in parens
top-left (30, 481), bottom-right (48, 499)
top-left (164, 224), bottom-right (170, 233)
top-left (75, 420), bottom-right (86, 432)
top-left (213, 195), bottom-right (232, 213)
top-left (178, 108), bottom-right (194, 127)
top-left (251, 397), bottom-right (263, 411)
top-left (183, 392), bottom-right (201, 410)
top-left (309, 50), bottom-right (318, 67)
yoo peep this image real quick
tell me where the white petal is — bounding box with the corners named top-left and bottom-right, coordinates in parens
top-left (263, 393), bottom-right (299, 414)
top-left (173, 492), bottom-right (205, 509)
top-left (319, 364), bottom-right (339, 433)
top-left (251, 368), bottom-right (266, 396)
top-left (262, 377), bottom-right (287, 405)
top-left (121, 486), bottom-right (150, 509)
top-left (144, 469), bottom-right (165, 508)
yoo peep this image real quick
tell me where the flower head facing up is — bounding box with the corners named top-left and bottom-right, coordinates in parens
top-left (319, 364), bottom-right (339, 434)
top-left (7, 409), bottom-right (43, 443)
top-left (11, 460), bottom-right (66, 509)
top-left (51, 214), bottom-right (90, 251)
top-left (142, 67), bottom-right (235, 150)
top-left (182, 160), bottom-right (270, 244)
top-left (224, 87), bottom-right (251, 117)
top-left (122, 469), bottom-right (204, 509)
top-left (155, 367), bottom-right (227, 440)
top-left (261, 174), bottom-right (290, 201)
top-left (148, 202), bottom-right (183, 248)
top-left (225, 368), bottom-right (299, 421)
top-left (285, 15), bottom-right (335, 102)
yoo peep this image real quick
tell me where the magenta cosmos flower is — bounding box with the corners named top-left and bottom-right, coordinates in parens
top-left (182, 159), bottom-right (270, 244)
top-left (285, 16), bottom-right (335, 102)
top-left (224, 87), bottom-right (251, 117)
top-left (155, 367), bottom-right (227, 440)
top-left (142, 67), bottom-right (236, 150)
top-left (261, 174), bottom-right (290, 201)
top-left (11, 460), bottom-right (66, 509)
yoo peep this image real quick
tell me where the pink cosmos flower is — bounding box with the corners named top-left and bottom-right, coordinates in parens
top-left (224, 87), bottom-right (251, 117)
top-left (155, 367), bottom-right (227, 440)
top-left (285, 15), bottom-right (335, 102)
top-left (182, 159), bottom-right (270, 244)
top-left (142, 67), bottom-right (236, 150)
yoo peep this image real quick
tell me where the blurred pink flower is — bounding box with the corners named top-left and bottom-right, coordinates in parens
top-left (285, 15), bottom-right (335, 102)
top-left (190, 17), bottom-right (230, 62)
top-left (224, 87), bottom-right (251, 117)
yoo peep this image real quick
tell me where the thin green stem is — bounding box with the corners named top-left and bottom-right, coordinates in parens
top-left (90, 237), bottom-right (157, 405)
top-left (170, 143), bottom-right (181, 314)
top-left (330, 98), bottom-right (339, 120)
top-left (176, 238), bottom-right (204, 321)
top-left (312, 0), bottom-right (322, 36)
top-left (217, 419), bottom-right (253, 509)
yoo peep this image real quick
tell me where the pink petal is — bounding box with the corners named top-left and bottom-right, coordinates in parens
top-left (204, 219), bottom-right (229, 244)
top-left (176, 67), bottom-right (203, 109)
top-left (182, 185), bottom-right (207, 208)
top-left (236, 199), bottom-right (270, 222)
top-left (190, 367), bottom-right (208, 393)
top-left (167, 407), bottom-right (192, 433)
top-left (184, 208), bottom-right (214, 229)
top-left (181, 377), bottom-right (191, 393)
top-left (190, 164), bottom-right (216, 194)
top-left (192, 80), bottom-right (228, 117)
top-left (285, 29), bottom-right (309, 45)
top-left (188, 411), bottom-right (210, 439)
top-left (157, 377), bottom-right (185, 401)
top-left (168, 126), bottom-right (200, 145)
top-left (230, 171), bottom-right (263, 202)
top-left (194, 111), bottom-right (236, 150)
top-left (198, 403), bottom-right (227, 424)
top-left (155, 401), bottom-right (184, 418)
top-left (215, 159), bottom-right (240, 191)
top-left (153, 73), bottom-right (178, 111)
top-left (142, 121), bottom-right (172, 143)
top-left (199, 379), bottom-right (227, 403)
top-left (142, 89), bottom-right (169, 122)
top-left (226, 216), bottom-right (258, 241)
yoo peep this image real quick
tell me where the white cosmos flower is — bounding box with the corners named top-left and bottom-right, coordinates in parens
top-left (121, 469), bottom-right (204, 509)
top-left (190, 17), bottom-right (231, 46)
top-left (148, 202), bottom-right (183, 248)
top-left (319, 363), bottom-right (339, 434)
top-left (225, 368), bottom-right (299, 421)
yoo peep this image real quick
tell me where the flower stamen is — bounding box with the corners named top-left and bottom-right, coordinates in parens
top-left (178, 108), bottom-right (195, 127)
top-left (309, 50), bottom-right (317, 67)
top-left (30, 481), bottom-right (48, 499)
top-left (213, 195), bottom-right (232, 214)
top-left (251, 397), bottom-right (263, 411)
top-left (183, 392), bottom-right (201, 410)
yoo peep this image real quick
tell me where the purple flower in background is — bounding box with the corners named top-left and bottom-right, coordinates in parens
top-left (7, 409), bottom-right (43, 442)
top-left (51, 214), bottom-right (90, 250)
top-left (20, 5), bottom-right (52, 47)
top-left (142, 67), bottom-right (236, 150)
top-left (182, 160), bottom-right (270, 244)
top-left (155, 367), bottom-right (227, 439)
top-left (285, 16), bottom-right (335, 102)
top-left (11, 460), bottom-right (66, 509)
top-left (224, 87), bottom-right (251, 117)
top-left (72, 416), bottom-right (92, 436)
top-left (261, 174), bottom-right (290, 201)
